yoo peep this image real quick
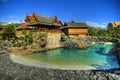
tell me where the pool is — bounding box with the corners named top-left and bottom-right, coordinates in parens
top-left (21, 44), bottom-right (119, 70)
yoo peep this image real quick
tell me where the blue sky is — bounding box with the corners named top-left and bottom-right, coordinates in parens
top-left (0, 0), bottom-right (120, 28)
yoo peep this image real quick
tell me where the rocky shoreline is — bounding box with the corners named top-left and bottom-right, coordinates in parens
top-left (0, 35), bottom-right (120, 80)
top-left (0, 54), bottom-right (120, 80)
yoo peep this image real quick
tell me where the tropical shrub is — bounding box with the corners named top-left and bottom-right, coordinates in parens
top-left (20, 29), bottom-right (33, 44)
top-left (107, 23), bottom-right (120, 38)
top-left (2, 24), bottom-right (17, 40)
top-left (88, 26), bottom-right (109, 37)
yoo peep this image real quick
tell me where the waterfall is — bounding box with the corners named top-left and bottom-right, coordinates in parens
top-left (46, 33), bottom-right (61, 48)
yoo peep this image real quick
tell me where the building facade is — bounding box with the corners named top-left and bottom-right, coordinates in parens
top-left (113, 22), bottom-right (120, 28)
top-left (17, 13), bottom-right (63, 33)
top-left (17, 13), bottom-right (89, 36)
top-left (61, 21), bottom-right (88, 36)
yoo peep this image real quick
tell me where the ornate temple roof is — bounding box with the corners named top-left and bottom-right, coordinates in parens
top-left (29, 13), bottom-right (61, 26)
top-left (17, 13), bottom-right (62, 30)
top-left (25, 15), bottom-right (36, 22)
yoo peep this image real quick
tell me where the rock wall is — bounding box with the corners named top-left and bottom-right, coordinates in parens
top-left (70, 36), bottom-right (120, 43)
top-left (0, 40), bottom-right (10, 54)
top-left (0, 54), bottom-right (120, 80)
top-left (46, 33), bottom-right (61, 49)
top-left (0, 35), bottom-right (120, 79)
top-left (115, 43), bottom-right (120, 65)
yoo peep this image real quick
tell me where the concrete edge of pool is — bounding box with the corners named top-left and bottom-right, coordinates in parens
top-left (10, 55), bottom-right (120, 70)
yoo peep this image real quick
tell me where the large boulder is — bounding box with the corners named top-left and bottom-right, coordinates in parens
top-left (0, 41), bottom-right (9, 54)
top-left (61, 33), bottom-right (68, 42)
top-left (40, 41), bottom-right (47, 47)
top-left (64, 40), bottom-right (80, 49)
top-left (33, 32), bottom-right (47, 48)
top-left (0, 51), bottom-right (5, 54)
top-left (117, 42), bottom-right (120, 47)
top-left (64, 39), bottom-right (89, 50)
top-left (39, 37), bottom-right (47, 47)
top-left (111, 38), bottom-right (119, 43)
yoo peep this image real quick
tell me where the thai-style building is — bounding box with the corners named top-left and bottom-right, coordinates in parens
top-left (113, 22), bottom-right (120, 28)
top-left (17, 13), bottom-right (63, 32)
top-left (61, 21), bottom-right (88, 36)
top-left (17, 13), bottom-right (89, 36)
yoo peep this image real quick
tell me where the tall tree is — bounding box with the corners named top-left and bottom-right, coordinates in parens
top-left (107, 23), bottom-right (113, 30)
top-left (107, 23), bottom-right (114, 37)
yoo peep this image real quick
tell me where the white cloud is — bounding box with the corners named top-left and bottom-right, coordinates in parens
top-left (8, 16), bottom-right (21, 23)
top-left (86, 21), bottom-right (107, 28)
top-left (8, 20), bottom-right (20, 23)
top-left (8, 16), bottom-right (17, 19)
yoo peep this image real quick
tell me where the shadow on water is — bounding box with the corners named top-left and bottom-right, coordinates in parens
top-left (91, 45), bottom-right (119, 70)
top-left (95, 47), bottom-right (109, 55)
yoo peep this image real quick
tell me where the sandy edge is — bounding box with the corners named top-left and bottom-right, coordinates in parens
top-left (10, 55), bottom-right (119, 70)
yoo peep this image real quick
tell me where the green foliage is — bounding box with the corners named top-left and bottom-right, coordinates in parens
top-left (18, 36), bottom-right (25, 41)
top-left (88, 26), bottom-right (109, 37)
top-left (22, 29), bottom-right (27, 35)
top-left (25, 31), bottom-right (33, 44)
top-left (31, 29), bottom-right (37, 32)
top-left (0, 33), bottom-right (2, 40)
top-left (107, 23), bottom-right (113, 30)
top-left (2, 24), bottom-right (17, 40)
top-left (106, 23), bottom-right (120, 38)
top-left (88, 23), bottom-right (120, 39)
top-left (88, 27), bottom-right (98, 36)
top-left (10, 29), bottom-right (34, 47)
top-left (111, 27), bottom-right (120, 38)
top-left (21, 30), bottom-right (34, 45)
top-left (39, 32), bottom-right (47, 38)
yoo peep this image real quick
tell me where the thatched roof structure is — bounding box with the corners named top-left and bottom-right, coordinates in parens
top-left (17, 13), bottom-right (62, 30)
top-left (62, 21), bottom-right (88, 29)
top-left (28, 13), bottom-right (61, 26)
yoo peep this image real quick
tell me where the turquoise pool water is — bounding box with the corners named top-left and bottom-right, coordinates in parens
top-left (23, 44), bottom-right (119, 70)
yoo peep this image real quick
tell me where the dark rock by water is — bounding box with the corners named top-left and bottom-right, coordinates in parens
top-left (0, 54), bottom-right (120, 80)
